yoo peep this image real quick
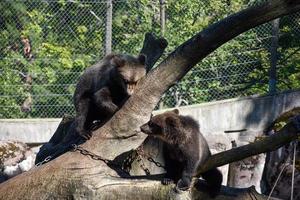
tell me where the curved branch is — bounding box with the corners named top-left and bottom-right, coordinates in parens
top-left (98, 0), bottom-right (300, 140)
top-left (196, 115), bottom-right (300, 177)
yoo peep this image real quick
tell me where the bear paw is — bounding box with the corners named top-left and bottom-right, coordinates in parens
top-left (175, 179), bottom-right (190, 191)
top-left (78, 130), bottom-right (92, 140)
top-left (162, 178), bottom-right (174, 185)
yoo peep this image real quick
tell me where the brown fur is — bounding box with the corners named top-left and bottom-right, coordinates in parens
top-left (74, 53), bottom-right (146, 139)
top-left (140, 109), bottom-right (222, 197)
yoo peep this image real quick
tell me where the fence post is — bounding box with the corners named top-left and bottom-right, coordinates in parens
top-left (158, 0), bottom-right (166, 109)
top-left (105, 0), bottom-right (112, 55)
top-left (159, 0), bottom-right (165, 36)
top-left (268, 18), bottom-right (280, 94)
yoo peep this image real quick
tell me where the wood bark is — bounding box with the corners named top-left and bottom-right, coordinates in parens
top-left (1, 1), bottom-right (300, 199)
top-left (140, 32), bottom-right (168, 72)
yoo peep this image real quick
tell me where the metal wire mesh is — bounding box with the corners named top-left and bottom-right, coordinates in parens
top-left (0, 0), bottom-right (299, 118)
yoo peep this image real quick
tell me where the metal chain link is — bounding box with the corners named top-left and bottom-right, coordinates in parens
top-left (34, 143), bottom-right (165, 177)
top-left (35, 156), bottom-right (52, 167)
top-left (147, 157), bottom-right (165, 168)
top-left (71, 144), bottom-right (111, 165)
top-left (34, 144), bottom-right (121, 170)
top-left (136, 145), bottom-right (166, 169)
top-left (121, 150), bottom-right (138, 173)
top-left (121, 145), bottom-right (166, 175)
top-left (136, 152), bottom-right (151, 176)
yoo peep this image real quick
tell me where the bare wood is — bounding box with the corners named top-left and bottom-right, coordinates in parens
top-left (139, 32), bottom-right (168, 72)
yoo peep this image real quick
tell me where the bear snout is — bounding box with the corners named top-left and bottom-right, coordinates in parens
top-left (140, 124), bottom-right (151, 134)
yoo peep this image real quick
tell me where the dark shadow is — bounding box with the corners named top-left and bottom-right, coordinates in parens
top-left (105, 148), bottom-right (165, 180)
top-left (194, 180), bottom-right (258, 198)
top-left (35, 118), bottom-right (86, 164)
top-left (240, 89), bottom-right (300, 136)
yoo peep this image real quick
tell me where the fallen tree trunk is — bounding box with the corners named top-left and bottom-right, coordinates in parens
top-left (1, 0), bottom-right (300, 199)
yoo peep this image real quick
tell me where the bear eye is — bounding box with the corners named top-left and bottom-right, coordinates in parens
top-left (148, 121), bottom-right (153, 126)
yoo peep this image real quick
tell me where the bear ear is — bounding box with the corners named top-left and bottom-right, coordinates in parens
top-left (165, 116), bottom-right (179, 127)
top-left (111, 55), bottom-right (125, 67)
top-left (172, 109), bottom-right (179, 115)
top-left (138, 54), bottom-right (146, 65)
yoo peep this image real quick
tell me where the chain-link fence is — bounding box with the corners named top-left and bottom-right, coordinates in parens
top-left (0, 0), bottom-right (300, 118)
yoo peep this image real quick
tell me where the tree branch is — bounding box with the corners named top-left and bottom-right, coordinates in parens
top-left (196, 115), bottom-right (300, 177)
top-left (139, 33), bottom-right (168, 72)
top-left (96, 0), bottom-right (300, 140)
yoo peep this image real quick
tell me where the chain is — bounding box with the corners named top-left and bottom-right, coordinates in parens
top-left (71, 144), bottom-right (111, 165)
top-left (136, 152), bottom-right (151, 176)
top-left (121, 145), bottom-right (166, 176)
top-left (71, 144), bottom-right (130, 176)
top-left (35, 156), bottom-right (52, 167)
top-left (136, 146), bottom-right (166, 169)
top-left (147, 157), bottom-right (165, 168)
top-left (35, 143), bottom-right (165, 177)
top-left (121, 146), bottom-right (151, 175)
top-left (121, 150), bottom-right (138, 173)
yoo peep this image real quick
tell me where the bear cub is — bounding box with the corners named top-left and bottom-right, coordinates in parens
top-left (74, 53), bottom-right (146, 139)
top-left (140, 109), bottom-right (222, 197)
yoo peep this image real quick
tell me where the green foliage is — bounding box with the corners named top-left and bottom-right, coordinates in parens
top-left (0, 0), bottom-right (299, 117)
top-left (0, 0), bottom-right (98, 118)
top-left (159, 0), bottom-right (300, 108)
top-left (112, 0), bottom-right (161, 54)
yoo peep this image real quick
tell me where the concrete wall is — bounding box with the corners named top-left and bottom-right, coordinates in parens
top-left (1, 89), bottom-right (300, 144)
top-left (0, 118), bottom-right (61, 144)
top-left (162, 89), bottom-right (300, 143)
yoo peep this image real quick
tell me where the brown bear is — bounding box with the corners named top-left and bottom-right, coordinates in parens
top-left (140, 109), bottom-right (222, 197)
top-left (35, 54), bottom-right (146, 164)
top-left (74, 53), bottom-right (146, 139)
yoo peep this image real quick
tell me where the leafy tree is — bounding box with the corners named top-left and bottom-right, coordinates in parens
top-left (0, 0), bottom-right (299, 118)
